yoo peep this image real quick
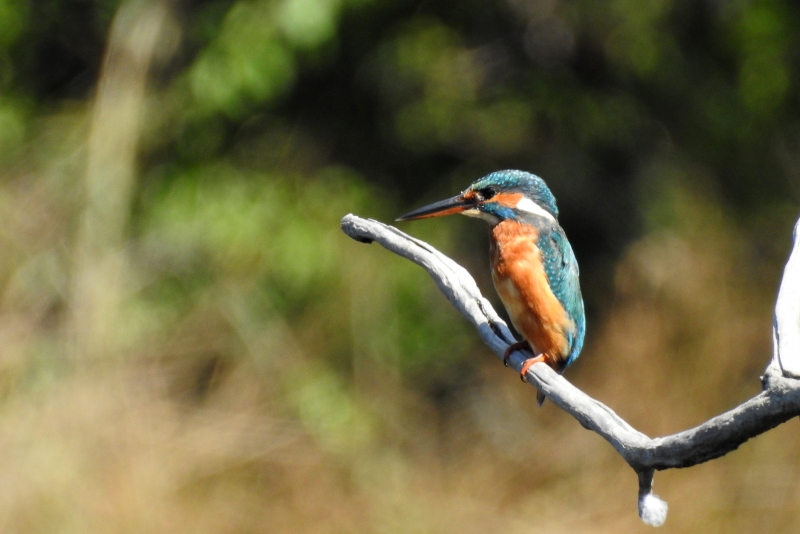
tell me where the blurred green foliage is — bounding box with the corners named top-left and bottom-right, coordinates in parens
top-left (0, 0), bottom-right (797, 531)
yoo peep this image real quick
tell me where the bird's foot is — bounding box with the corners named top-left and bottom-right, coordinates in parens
top-left (519, 354), bottom-right (548, 382)
top-left (503, 340), bottom-right (532, 367)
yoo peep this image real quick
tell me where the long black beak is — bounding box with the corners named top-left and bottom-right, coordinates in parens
top-left (396, 194), bottom-right (474, 221)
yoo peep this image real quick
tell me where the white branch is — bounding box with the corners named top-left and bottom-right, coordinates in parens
top-left (774, 218), bottom-right (800, 377)
top-left (341, 213), bottom-right (800, 527)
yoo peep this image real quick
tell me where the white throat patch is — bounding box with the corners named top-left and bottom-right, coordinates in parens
top-left (462, 207), bottom-right (500, 225)
top-left (515, 198), bottom-right (556, 223)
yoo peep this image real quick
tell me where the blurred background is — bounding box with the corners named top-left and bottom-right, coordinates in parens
top-left (0, 0), bottom-right (798, 531)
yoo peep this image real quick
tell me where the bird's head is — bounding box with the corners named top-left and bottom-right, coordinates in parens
top-left (396, 170), bottom-right (558, 225)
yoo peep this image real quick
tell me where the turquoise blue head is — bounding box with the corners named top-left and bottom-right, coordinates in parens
top-left (397, 170), bottom-right (559, 224)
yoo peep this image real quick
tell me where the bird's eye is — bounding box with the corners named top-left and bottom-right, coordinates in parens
top-left (481, 187), bottom-right (497, 200)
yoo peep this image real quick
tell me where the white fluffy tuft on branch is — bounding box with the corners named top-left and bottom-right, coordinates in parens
top-left (341, 213), bottom-right (800, 526)
top-left (639, 493), bottom-right (668, 527)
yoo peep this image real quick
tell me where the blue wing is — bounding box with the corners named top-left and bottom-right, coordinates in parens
top-left (537, 226), bottom-right (585, 368)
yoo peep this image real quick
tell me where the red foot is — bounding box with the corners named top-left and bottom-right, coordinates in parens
top-left (503, 340), bottom-right (532, 367)
top-left (519, 354), bottom-right (548, 382)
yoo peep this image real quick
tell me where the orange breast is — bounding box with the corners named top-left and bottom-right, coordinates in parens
top-left (490, 220), bottom-right (573, 369)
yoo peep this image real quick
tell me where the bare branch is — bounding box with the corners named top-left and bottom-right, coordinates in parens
top-left (341, 213), bottom-right (800, 527)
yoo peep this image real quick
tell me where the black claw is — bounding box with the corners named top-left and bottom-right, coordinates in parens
top-left (503, 341), bottom-right (531, 368)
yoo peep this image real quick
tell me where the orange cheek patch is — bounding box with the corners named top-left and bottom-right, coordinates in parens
top-left (493, 192), bottom-right (523, 208)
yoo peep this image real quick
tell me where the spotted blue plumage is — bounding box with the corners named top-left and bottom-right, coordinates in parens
top-left (537, 226), bottom-right (585, 367)
top-left (397, 169), bottom-right (586, 377)
top-left (470, 170), bottom-right (559, 219)
top-left (470, 170), bottom-right (586, 368)
top-left (471, 171), bottom-right (585, 369)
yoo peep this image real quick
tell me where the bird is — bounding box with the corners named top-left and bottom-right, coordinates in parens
top-left (396, 170), bottom-right (585, 405)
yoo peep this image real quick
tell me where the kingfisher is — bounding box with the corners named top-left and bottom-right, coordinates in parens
top-left (397, 170), bottom-right (585, 404)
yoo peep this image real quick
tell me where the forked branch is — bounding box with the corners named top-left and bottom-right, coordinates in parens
top-left (341, 213), bottom-right (800, 527)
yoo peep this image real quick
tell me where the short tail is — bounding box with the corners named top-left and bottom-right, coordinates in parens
top-left (536, 390), bottom-right (546, 406)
